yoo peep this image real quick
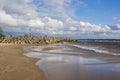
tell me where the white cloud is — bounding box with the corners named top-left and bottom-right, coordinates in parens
top-left (112, 17), bottom-right (120, 22)
top-left (28, 19), bottom-right (44, 28)
top-left (116, 24), bottom-right (120, 29)
top-left (0, 0), bottom-right (119, 38)
top-left (0, 10), bottom-right (17, 26)
top-left (69, 26), bottom-right (77, 31)
top-left (78, 22), bottom-right (111, 33)
top-left (65, 20), bottom-right (111, 34)
top-left (42, 17), bottom-right (64, 30)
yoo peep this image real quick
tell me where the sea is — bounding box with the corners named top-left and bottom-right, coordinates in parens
top-left (24, 39), bottom-right (120, 80)
top-left (73, 39), bottom-right (120, 56)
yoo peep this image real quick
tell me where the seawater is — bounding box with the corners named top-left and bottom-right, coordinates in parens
top-left (72, 39), bottom-right (120, 56)
top-left (24, 42), bottom-right (120, 80)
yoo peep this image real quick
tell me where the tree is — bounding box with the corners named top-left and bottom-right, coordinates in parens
top-left (0, 27), bottom-right (5, 38)
top-left (10, 34), bottom-right (13, 38)
top-left (0, 27), bottom-right (3, 34)
top-left (0, 34), bottom-right (5, 38)
top-left (24, 33), bottom-right (29, 37)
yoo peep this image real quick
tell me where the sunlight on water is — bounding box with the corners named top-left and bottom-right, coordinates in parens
top-left (36, 55), bottom-right (105, 65)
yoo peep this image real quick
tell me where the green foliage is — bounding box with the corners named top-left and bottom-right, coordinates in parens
top-left (0, 27), bottom-right (3, 34)
top-left (10, 34), bottom-right (13, 37)
top-left (23, 33), bottom-right (33, 37)
top-left (0, 27), bottom-right (5, 38)
top-left (0, 33), bottom-right (5, 38)
top-left (24, 33), bottom-right (29, 37)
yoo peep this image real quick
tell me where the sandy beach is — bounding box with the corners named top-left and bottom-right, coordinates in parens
top-left (0, 42), bottom-right (120, 80)
top-left (0, 44), bottom-right (47, 80)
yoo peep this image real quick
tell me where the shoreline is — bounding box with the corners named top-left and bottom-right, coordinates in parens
top-left (25, 43), bottom-right (120, 80)
top-left (0, 44), bottom-right (47, 80)
top-left (0, 42), bottom-right (120, 80)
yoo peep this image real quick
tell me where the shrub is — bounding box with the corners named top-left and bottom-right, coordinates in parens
top-left (24, 33), bottom-right (29, 37)
top-left (0, 34), bottom-right (5, 38)
top-left (0, 27), bottom-right (5, 38)
top-left (0, 27), bottom-right (2, 34)
top-left (10, 34), bottom-right (13, 37)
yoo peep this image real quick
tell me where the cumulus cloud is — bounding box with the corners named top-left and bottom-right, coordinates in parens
top-left (78, 22), bottom-right (111, 33)
top-left (28, 19), bottom-right (44, 28)
top-left (0, 0), bottom-right (119, 38)
top-left (64, 19), bottom-right (111, 34)
top-left (0, 10), bottom-right (17, 26)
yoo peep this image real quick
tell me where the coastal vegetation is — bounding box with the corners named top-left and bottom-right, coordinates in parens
top-left (0, 27), bottom-right (5, 38)
top-left (0, 27), bottom-right (76, 45)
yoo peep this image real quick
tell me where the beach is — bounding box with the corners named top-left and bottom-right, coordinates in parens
top-left (0, 0), bottom-right (120, 79)
top-left (0, 41), bottom-right (120, 80)
top-left (0, 44), bottom-right (46, 80)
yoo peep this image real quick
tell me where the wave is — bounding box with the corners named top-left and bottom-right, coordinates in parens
top-left (24, 46), bottom-right (106, 65)
top-left (73, 44), bottom-right (120, 56)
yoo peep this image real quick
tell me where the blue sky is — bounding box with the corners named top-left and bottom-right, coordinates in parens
top-left (73, 0), bottom-right (120, 25)
top-left (0, 0), bottom-right (120, 39)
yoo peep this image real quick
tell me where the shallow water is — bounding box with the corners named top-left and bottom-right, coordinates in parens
top-left (25, 43), bottom-right (120, 80)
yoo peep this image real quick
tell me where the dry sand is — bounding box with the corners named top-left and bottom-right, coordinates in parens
top-left (0, 43), bottom-right (47, 80)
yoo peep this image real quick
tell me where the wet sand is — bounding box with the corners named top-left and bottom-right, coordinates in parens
top-left (25, 43), bottom-right (120, 80)
top-left (39, 62), bottom-right (120, 80)
top-left (0, 44), bottom-right (47, 80)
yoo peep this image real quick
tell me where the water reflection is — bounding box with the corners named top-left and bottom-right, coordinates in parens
top-left (25, 44), bottom-right (120, 80)
top-left (37, 55), bottom-right (106, 64)
top-left (88, 63), bottom-right (120, 74)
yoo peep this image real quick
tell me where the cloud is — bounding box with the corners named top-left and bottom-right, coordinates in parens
top-left (28, 19), bottom-right (44, 28)
top-left (65, 19), bottom-right (111, 34)
top-left (42, 17), bottom-right (64, 30)
top-left (115, 24), bottom-right (120, 29)
top-left (78, 22), bottom-right (111, 33)
top-left (0, 10), bottom-right (17, 26)
top-left (69, 26), bottom-right (77, 31)
top-left (112, 17), bottom-right (120, 23)
top-left (0, 0), bottom-right (119, 38)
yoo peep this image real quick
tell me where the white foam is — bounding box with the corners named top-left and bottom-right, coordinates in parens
top-left (24, 51), bottom-right (57, 59)
top-left (25, 51), bottom-right (105, 65)
top-left (73, 44), bottom-right (120, 56)
top-left (29, 44), bottom-right (83, 55)
top-left (24, 43), bottom-right (107, 65)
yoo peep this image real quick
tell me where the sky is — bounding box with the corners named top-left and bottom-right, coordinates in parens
top-left (0, 0), bottom-right (120, 39)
